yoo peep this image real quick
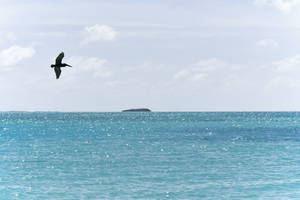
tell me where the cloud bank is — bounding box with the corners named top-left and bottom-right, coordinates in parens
top-left (254, 0), bottom-right (300, 12)
top-left (256, 39), bottom-right (279, 47)
top-left (83, 25), bottom-right (117, 44)
top-left (69, 56), bottom-right (112, 78)
top-left (174, 58), bottom-right (229, 82)
top-left (0, 45), bottom-right (35, 68)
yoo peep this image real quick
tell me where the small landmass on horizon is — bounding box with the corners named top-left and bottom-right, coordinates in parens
top-left (122, 108), bottom-right (151, 112)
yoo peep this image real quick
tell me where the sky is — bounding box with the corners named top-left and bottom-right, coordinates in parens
top-left (1, 0), bottom-right (300, 111)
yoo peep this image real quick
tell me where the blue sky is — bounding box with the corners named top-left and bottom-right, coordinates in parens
top-left (1, 0), bottom-right (300, 111)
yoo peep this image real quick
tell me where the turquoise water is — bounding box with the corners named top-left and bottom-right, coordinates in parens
top-left (1, 112), bottom-right (300, 199)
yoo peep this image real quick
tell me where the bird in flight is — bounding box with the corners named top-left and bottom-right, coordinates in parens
top-left (51, 52), bottom-right (72, 79)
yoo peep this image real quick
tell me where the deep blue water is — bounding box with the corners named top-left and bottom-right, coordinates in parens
top-left (1, 112), bottom-right (300, 199)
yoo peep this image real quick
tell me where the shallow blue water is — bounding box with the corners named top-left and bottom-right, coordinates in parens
top-left (1, 112), bottom-right (300, 199)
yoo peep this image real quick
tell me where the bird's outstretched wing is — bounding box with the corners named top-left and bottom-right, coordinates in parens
top-left (55, 52), bottom-right (64, 65)
top-left (54, 67), bottom-right (61, 79)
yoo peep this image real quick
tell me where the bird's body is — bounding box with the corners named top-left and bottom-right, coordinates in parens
top-left (51, 52), bottom-right (72, 79)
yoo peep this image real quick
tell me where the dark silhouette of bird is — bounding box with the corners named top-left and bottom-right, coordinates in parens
top-left (51, 52), bottom-right (72, 79)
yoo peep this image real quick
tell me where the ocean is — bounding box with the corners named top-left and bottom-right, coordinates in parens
top-left (0, 112), bottom-right (300, 199)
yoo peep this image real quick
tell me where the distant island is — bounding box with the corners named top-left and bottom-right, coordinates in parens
top-left (122, 108), bottom-right (151, 112)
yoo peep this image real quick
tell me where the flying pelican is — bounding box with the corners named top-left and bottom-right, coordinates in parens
top-left (51, 52), bottom-right (72, 79)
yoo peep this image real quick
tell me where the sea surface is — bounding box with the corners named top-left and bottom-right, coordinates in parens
top-left (1, 112), bottom-right (300, 199)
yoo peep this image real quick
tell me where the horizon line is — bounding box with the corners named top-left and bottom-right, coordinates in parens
top-left (1, 110), bottom-right (300, 113)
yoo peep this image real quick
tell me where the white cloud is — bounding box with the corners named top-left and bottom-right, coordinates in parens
top-left (266, 75), bottom-right (300, 88)
top-left (171, 58), bottom-right (255, 93)
top-left (254, 0), bottom-right (300, 12)
top-left (264, 55), bottom-right (300, 88)
top-left (0, 45), bottom-right (35, 68)
top-left (272, 55), bottom-right (300, 72)
top-left (173, 58), bottom-right (228, 82)
top-left (256, 39), bottom-right (279, 47)
top-left (83, 25), bottom-right (117, 43)
top-left (69, 56), bottom-right (112, 78)
top-left (173, 69), bottom-right (190, 79)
